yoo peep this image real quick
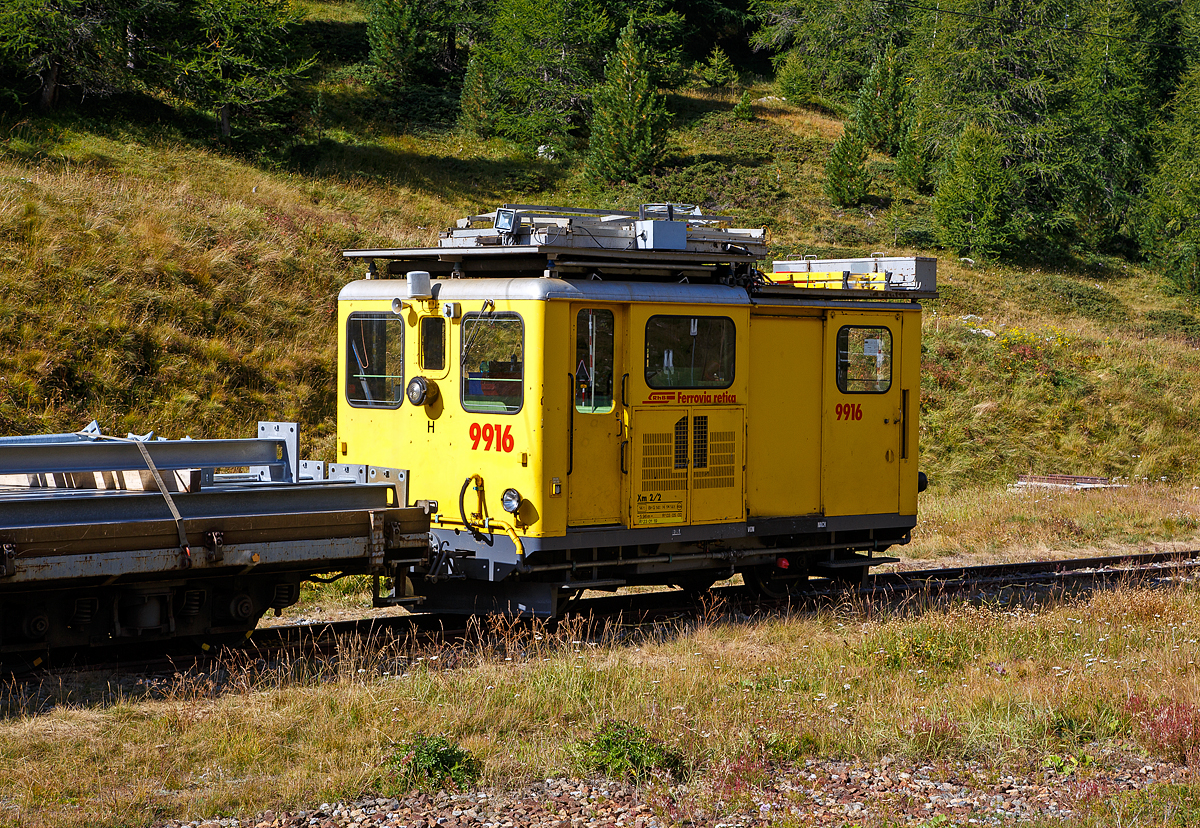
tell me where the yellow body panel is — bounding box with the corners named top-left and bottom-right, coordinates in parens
top-left (745, 312), bottom-right (823, 517)
top-left (338, 287), bottom-right (921, 545)
top-left (338, 298), bottom-right (553, 538)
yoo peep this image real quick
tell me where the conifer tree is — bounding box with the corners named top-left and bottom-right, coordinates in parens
top-left (586, 23), bottom-right (668, 183)
top-left (933, 123), bottom-right (1014, 258)
top-left (824, 119), bottom-right (870, 206)
top-left (697, 45), bottom-right (737, 88)
top-left (852, 43), bottom-right (905, 155)
top-left (732, 89), bottom-right (753, 120)
top-left (896, 108), bottom-right (933, 193)
top-left (1140, 63), bottom-right (1200, 294)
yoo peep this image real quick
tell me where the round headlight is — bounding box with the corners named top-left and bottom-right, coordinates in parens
top-left (406, 376), bottom-right (439, 406)
top-left (501, 488), bottom-right (522, 514)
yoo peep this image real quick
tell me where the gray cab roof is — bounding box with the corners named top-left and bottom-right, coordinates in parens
top-left (339, 277), bottom-right (753, 305)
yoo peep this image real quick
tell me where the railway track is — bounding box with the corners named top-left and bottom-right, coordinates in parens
top-left (10, 549), bottom-right (1199, 683)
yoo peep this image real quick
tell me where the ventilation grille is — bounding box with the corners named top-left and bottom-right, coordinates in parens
top-left (673, 416), bottom-right (688, 469)
top-left (693, 415), bottom-right (708, 469)
top-left (694, 429), bottom-right (736, 489)
top-left (642, 429), bottom-right (687, 493)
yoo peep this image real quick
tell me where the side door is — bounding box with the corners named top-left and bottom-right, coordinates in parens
top-left (822, 310), bottom-right (903, 516)
top-left (567, 305), bottom-right (625, 526)
top-left (629, 311), bottom-right (745, 528)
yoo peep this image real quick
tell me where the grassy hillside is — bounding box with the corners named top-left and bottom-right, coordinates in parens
top-left (2, 4), bottom-right (1200, 505)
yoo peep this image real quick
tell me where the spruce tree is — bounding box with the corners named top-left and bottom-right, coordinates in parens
top-left (933, 123), bottom-right (1014, 258)
top-left (586, 22), bottom-right (668, 184)
top-left (824, 119), bottom-right (870, 206)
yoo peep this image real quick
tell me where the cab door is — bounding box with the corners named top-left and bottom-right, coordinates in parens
top-left (822, 311), bottom-right (903, 516)
top-left (567, 306), bottom-right (624, 526)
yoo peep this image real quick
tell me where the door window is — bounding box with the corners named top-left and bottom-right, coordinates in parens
top-left (836, 326), bottom-right (892, 393)
top-left (644, 315), bottom-right (735, 389)
top-left (346, 312), bottom-right (404, 408)
top-left (575, 308), bottom-right (614, 413)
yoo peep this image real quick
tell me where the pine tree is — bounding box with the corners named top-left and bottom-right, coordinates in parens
top-left (933, 123), bottom-right (1014, 258)
top-left (1140, 63), bottom-right (1200, 294)
top-left (896, 108), bottom-right (933, 193)
top-left (824, 119), bottom-right (870, 206)
top-left (732, 89), bottom-right (753, 120)
top-left (586, 22), bottom-right (668, 183)
top-left (697, 45), bottom-right (737, 88)
top-left (852, 43), bottom-right (906, 155)
top-left (457, 0), bottom-right (611, 145)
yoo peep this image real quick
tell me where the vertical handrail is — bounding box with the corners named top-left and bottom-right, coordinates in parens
top-left (567, 373), bottom-right (574, 475)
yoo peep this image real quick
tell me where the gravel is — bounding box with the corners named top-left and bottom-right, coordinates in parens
top-left (150, 752), bottom-right (1191, 828)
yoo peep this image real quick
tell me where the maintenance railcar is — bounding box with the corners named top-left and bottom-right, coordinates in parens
top-left (340, 205), bottom-right (935, 616)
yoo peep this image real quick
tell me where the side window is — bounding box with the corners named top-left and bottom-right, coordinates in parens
top-left (461, 312), bottom-right (524, 414)
top-left (645, 315), bottom-right (735, 389)
top-left (575, 308), bottom-right (614, 413)
top-left (421, 316), bottom-right (446, 371)
top-left (346, 312), bottom-right (404, 408)
top-left (836, 326), bottom-right (892, 393)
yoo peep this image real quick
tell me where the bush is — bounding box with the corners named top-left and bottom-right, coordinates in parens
top-left (388, 734), bottom-right (480, 792)
top-left (575, 720), bottom-right (684, 780)
top-left (697, 45), bottom-right (737, 89)
top-left (852, 44), bottom-right (905, 155)
top-left (1126, 696), bottom-right (1200, 765)
top-left (933, 123), bottom-right (1014, 258)
top-left (824, 120), bottom-right (870, 206)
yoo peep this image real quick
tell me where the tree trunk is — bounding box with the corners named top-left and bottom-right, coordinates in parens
top-left (219, 103), bottom-right (231, 138)
top-left (38, 61), bottom-right (61, 111)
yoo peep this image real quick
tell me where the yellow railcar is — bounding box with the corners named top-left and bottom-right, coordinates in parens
top-left (339, 206), bottom-right (934, 615)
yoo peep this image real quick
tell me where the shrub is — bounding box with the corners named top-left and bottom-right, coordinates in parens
top-left (933, 123), bottom-right (1014, 258)
top-left (824, 120), bottom-right (870, 206)
top-left (575, 720), bottom-right (684, 780)
top-left (387, 734), bottom-right (480, 792)
top-left (1126, 696), bottom-right (1200, 765)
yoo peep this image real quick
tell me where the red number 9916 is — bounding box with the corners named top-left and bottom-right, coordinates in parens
top-left (470, 422), bottom-right (515, 452)
top-left (835, 403), bottom-right (863, 421)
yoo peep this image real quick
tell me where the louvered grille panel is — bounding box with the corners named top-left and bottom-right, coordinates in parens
top-left (693, 429), bottom-right (736, 489)
top-left (641, 432), bottom-right (687, 492)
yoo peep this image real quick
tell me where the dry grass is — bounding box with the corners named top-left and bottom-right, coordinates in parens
top-left (3, 586), bottom-right (1200, 825)
top-left (907, 482), bottom-right (1200, 565)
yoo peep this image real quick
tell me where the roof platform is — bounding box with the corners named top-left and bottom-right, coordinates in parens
top-left (342, 205), bottom-right (937, 298)
top-left (344, 204), bottom-right (769, 284)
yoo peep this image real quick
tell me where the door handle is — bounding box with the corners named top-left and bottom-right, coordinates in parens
top-left (621, 373), bottom-right (629, 407)
top-left (567, 373), bottom-right (574, 475)
top-left (620, 440), bottom-right (628, 474)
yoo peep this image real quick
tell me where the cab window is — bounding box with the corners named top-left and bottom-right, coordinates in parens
top-left (346, 312), bottom-right (404, 408)
top-left (645, 315), bottom-right (735, 389)
top-left (576, 308), bottom-right (614, 413)
top-left (836, 326), bottom-right (892, 393)
top-left (461, 312), bottom-right (523, 413)
top-left (421, 316), bottom-right (446, 371)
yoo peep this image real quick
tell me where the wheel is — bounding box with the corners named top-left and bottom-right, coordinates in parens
top-left (742, 563), bottom-right (810, 599)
